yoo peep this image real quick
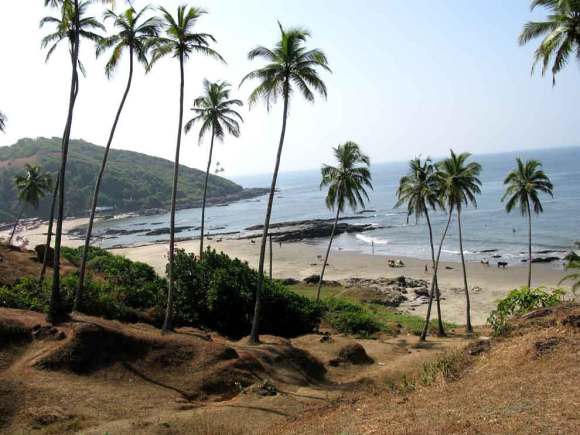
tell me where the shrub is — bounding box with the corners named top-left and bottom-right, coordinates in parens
top-left (0, 277), bottom-right (49, 312)
top-left (323, 298), bottom-right (381, 337)
top-left (487, 286), bottom-right (565, 336)
top-left (171, 248), bottom-right (322, 338)
top-left (420, 351), bottom-right (467, 385)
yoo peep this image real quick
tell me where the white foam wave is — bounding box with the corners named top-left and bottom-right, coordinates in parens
top-left (356, 234), bottom-right (389, 245)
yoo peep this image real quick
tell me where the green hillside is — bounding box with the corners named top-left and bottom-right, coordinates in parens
top-left (0, 137), bottom-right (262, 222)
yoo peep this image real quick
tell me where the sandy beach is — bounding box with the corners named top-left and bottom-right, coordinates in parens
top-left (2, 217), bottom-right (573, 326)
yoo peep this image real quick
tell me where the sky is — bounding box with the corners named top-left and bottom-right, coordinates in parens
top-left (0, 0), bottom-right (579, 177)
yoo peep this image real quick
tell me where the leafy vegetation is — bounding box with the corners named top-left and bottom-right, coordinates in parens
top-left (487, 286), bottom-right (566, 336)
top-left (0, 137), bottom-right (246, 222)
top-left (171, 249), bottom-right (322, 338)
top-left (290, 284), bottom-right (455, 337)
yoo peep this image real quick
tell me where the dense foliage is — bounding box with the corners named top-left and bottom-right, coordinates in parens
top-left (171, 249), bottom-right (322, 338)
top-left (0, 247), bottom-right (322, 338)
top-left (0, 137), bottom-right (245, 221)
top-left (487, 286), bottom-right (565, 336)
top-left (322, 298), bottom-right (381, 337)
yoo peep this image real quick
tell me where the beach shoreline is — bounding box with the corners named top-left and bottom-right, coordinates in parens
top-left (1, 216), bottom-right (573, 326)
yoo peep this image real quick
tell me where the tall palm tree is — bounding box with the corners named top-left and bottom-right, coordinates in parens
top-left (502, 158), bottom-right (553, 288)
top-left (9, 165), bottom-right (52, 245)
top-left (0, 112), bottom-right (6, 133)
top-left (74, 5), bottom-right (160, 311)
top-left (184, 79), bottom-right (243, 260)
top-left (436, 150), bottom-right (482, 334)
top-left (149, 5), bottom-right (224, 333)
top-left (561, 252), bottom-right (580, 294)
top-left (519, 0), bottom-right (580, 85)
top-left (240, 22), bottom-right (330, 344)
top-left (41, 0), bottom-right (104, 324)
top-left (395, 157), bottom-right (446, 337)
top-left (317, 142), bottom-right (372, 301)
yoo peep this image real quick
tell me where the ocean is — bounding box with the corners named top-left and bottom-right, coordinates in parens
top-left (91, 146), bottom-right (580, 264)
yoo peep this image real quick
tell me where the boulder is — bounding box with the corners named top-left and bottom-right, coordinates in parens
top-left (335, 343), bottom-right (374, 365)
top-left (281, 278), bottom-right (300, 285)
top-left (304, 274), bottom-right (321, 284)
top-left (34, 244), bottom-right (53, 264)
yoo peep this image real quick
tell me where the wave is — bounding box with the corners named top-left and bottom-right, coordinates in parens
top-left (356, 234), bottom-right (389, 245)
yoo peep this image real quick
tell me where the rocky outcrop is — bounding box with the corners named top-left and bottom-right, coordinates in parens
top-left (342, 276), bottom-right (430, 307)
top-left (243, 218), bottom-right (378, 243)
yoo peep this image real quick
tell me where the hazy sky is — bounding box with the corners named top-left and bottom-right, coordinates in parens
top-left (0, 0), bottom-right (579, 176)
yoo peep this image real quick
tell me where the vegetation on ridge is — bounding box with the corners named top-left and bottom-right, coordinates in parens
top-left (0, 137), bottom-right (247, 222)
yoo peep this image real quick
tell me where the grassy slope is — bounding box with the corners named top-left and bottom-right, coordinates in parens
top-left (0, 137), bottom-right (246, 221)
top-left (290, 283), bottom-right (456, 336)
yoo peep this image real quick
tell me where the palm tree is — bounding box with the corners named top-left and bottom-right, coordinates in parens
top-left (41, 0), bottom-right (104, 324)
top-left (561, 251), bottom-right (580, 294)
top-left (519, 0), bottom-right (580, 85)
top-left (502, 159), bottom-right (553, 288)
top-left (317, 142), bottom-right (372, 301)
top-left (9, 165), bottom-right (52, 245)
top-left (149, 5), bottom-right (224, 333)
top-left (74, 5), bottom-right (160, 311)
top-left (0, 112), bottom-right (6, 133)
top-left (240, 22), bottom-right (330, 344)
top-left (184, 79), bottom-right (243, 260)
top-left (395, 157), bottom-right (446, 337)
top-left (436, 150), bottom-right (482, 334)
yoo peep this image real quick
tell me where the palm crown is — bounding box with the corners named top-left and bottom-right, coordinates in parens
top-left (14, 164), bottom-right (53, 209)
top-left (97, 6), bottom-right (160, 78)
top-left (41, 0), bottom-right (105, 72)
top-left (0, 112), bottom-right (6, 133)
top-left (184, 80), bottom-right (243, 143)
top-left (502, 158), bottom-right (554, 215)
top-left (240, 22), bottom-right (331, 109)
top-left (436, 150), bottom-right (482, 211)
top-left (149, 6), bottom-right (224, 67)
top-left (321, 142), bottom-right (372, 213)
top-left (519, 0), bottom-right (580, 84)
top-left (395, 157), bottom-right (441, 222)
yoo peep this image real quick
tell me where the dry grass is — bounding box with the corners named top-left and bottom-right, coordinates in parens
top-left (276, 304), bottom-right (580, 434)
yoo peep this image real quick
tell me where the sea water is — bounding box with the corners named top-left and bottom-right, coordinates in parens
top-left (91, 146), bottom-right (580, 264)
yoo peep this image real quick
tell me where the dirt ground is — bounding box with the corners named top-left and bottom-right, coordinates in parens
top-left (0, 308), bottom-right (471, 435)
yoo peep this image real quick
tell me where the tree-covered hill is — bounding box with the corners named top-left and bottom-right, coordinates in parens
top-left (0, 137), bottom-right (264, 222)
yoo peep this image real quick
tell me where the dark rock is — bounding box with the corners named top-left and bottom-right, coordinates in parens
top-left (479, 249), bottom-right (498, 253)
top-left (337, 343), bottom-right (374, 365)
top-left (366, 292), bottom-right (407, 307)
top-left (562, 314), bottom-right (580, 328)
top-left (281, 278), bottom-right (300, 285)
top-left (144, 225), bottom-right (195, 236)
top-left (413, 287), bottom-right (429, 297)
top-left (320, 333), bottom-right (333, 343)
top-left (534, 337), bottom-right (561, 356)
top-left (34, 244), bottom-right (54, 264)
top-left (468, 339), bottom-right (491, 355)
top-left (304, 274), bottom-right (321, 284)
top-left (531, 256), bottom-right (560, 264)
top-left (256, 380), bottom-right (277, 396)
top-left (521, 308), bottom-right (553, 320)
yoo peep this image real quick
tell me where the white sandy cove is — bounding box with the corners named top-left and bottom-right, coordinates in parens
top-left (1, 216), bottom-right (573, 326)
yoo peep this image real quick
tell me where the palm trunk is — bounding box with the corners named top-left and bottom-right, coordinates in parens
top-left (527, 201), bottom-right (532, 289)
top-left (40, 177), bottom-right (59, 284)
top-left (162, 53), bottom-right (185, 333)
top-left (41, 77), bottom-right (77, 285)
top-left (75, 47), bottom-right (135, 311)
top-left (269, 233), bottom-right (273, 281)
top-left (199, 125), bottom-right (215, 260)
top-left (421, 208), bottom-right (453, 341)
top-left (48, 1), bottom-right (80, 324)
top-left (316, 207), bottom-right (340, 302)
top-left (457, 208), bottom-right (473, 334)
top-left (8, 206), bottom-right (25, 245)
top-left (423, 210), bottom-right (446, 337)
top-left (249, 81), bottom-right (290, 344)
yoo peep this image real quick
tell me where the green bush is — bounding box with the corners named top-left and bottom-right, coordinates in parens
top-left (323, 298), bottom-right (381, 337)
top-left (171, 249), bottom-right (322, 338)
top-left (487, 286), bottom-right (565, 336)
top-left (0, 277), bottom-right (49, 312)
